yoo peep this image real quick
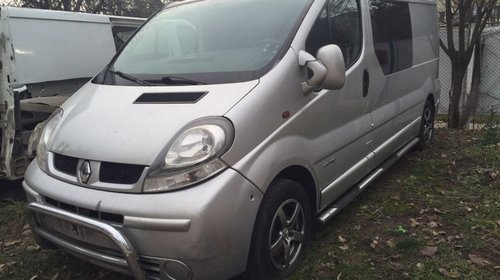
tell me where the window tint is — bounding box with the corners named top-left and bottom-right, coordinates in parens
top-left (306, 0), bottom-right (362, 68)
top-left (369, 0), bottom-right (413, 75)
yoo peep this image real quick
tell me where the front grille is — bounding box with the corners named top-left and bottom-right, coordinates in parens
top-left (100, 162), bottom-right (145, 184)
top-left (44, 196), bottom-right (124, 224)
top-left (52, 153), bottom-right (145, 185)
top-left (53, 154), bottom-right (78, 175)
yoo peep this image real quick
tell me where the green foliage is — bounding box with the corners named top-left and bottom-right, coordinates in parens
top-left (291, 129), bottom-right (499, 279)
top-left (0, 199), bottom-right (25, 231)
top-left (481, 108), bottom-right (499, 145)
top-left (395, 238), bottom-right (424, 252)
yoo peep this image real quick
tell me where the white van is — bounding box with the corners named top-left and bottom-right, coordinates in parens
top-left (24, 0), bottom-right (439, 279)
top-left (0, 7), bottom-right (143, 180)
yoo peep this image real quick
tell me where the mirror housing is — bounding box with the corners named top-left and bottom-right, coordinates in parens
top-left (299, 44), bottom-right (346, 94)
top-left (316, 44), bottom-right (346, 90)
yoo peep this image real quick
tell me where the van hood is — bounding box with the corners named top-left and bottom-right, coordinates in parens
top-left (50, 81), bottom-right (258, 165)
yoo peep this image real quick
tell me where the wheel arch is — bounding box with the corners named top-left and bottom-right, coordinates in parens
top-left (426, 93), bottom-right (435, 109)
top-left (274, 165), bottom-right (318, 213)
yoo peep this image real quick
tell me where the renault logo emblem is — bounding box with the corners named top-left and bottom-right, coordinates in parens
top-left (79, 161), bottom-right (92, 184)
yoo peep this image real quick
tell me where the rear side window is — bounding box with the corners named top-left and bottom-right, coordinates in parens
top-left (112, 26), bottom-right (138, 51)
top-left (306, 0), bottom-right (362, 68)
top-left (369, 0), bottom-right (413, 75)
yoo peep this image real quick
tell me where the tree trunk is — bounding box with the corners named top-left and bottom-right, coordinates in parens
top-left (459, 40), bottom-right (482, 128)
top-left (74, 0), bottom-right (84, 12)
top-left (62, 0), bottom-right (71, 11)
top-left (448, 65), bottom-right (466, 128)
top-left (92, 0), bottom-right (106, 14)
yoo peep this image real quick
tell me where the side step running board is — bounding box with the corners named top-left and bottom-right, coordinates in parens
top-left (319, 138), bottom-right (420, 224)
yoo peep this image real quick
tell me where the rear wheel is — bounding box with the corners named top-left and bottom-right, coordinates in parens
top-left (416, 99), bottom-right (435, 151)
top-left (246, 179), bottom-right (311, 280)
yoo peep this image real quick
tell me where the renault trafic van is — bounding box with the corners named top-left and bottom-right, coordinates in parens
top-left (23, 0), bottom-right (440, 279)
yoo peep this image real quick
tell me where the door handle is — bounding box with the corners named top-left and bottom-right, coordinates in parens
top-left (363, 70), bottom-right (369, 98)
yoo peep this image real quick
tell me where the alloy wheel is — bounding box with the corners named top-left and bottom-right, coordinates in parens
top-left (268, 199), bottom-right (305, 270)
top-left (422, 107), bottom-right (433, 144)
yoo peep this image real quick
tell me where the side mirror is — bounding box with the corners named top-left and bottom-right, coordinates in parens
top-left (299, 44), bottom-right (346, 94)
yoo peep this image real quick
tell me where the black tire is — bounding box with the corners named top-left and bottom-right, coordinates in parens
top-left (416, 99), bottom-right (435, 151)
top-left (245, 178), bottom-right (311, 280)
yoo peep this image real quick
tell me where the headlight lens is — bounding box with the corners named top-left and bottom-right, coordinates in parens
top-left (165, 125), bottom-right (227, 169)
top-left (143, 118), bottom-right (234, 193)
top-left (36, 109), bottom-right (63, 172)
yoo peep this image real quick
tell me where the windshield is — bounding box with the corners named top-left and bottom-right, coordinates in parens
top-left (99, 0), bottom-right (311, 86)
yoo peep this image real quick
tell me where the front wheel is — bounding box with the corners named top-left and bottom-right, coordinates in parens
top-left (246, 178), bottom-right (311, 280)
top-left (416, 99), bottom-right (435, 151)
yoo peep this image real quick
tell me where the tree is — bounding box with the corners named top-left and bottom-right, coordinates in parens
top-left (0, 0), bottom-right (24, 6)
top-left (17, 0), bottom-right (167, 17)
top-left (440, 0), bottom-right (498, 128)
top-left (20, 0), bottom-right (92, 11)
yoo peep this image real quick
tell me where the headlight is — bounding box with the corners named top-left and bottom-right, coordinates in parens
top-left (165, 125), bottom-right (227, 169)
top-left (143, 118), bottom-right (234, 193)
top-left (36, 109), bottom-right (63, 172)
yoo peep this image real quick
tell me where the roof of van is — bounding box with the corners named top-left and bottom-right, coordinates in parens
top-left (108, 15), bottom-right (145, 26)
top-left (3, 6), bottom-right (143, 24)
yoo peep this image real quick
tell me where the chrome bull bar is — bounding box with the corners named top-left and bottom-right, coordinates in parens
top-left (28, 202), bottom-right (146, 280)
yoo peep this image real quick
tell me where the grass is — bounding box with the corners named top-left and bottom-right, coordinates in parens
top-left (435, 114), bottom-right (500, 125)
top-left (0, 198), bottom-right (128, 280)
top-left (0, 128), bottom-right (499, 279)
top-left (291, 128), bottom-right (499, 280)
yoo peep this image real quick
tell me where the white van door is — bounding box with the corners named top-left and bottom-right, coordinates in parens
top-left (300, 0), bottom-right (374, 208)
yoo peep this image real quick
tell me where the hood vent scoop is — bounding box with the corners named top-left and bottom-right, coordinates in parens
top-left (134, 92), bottom-right (208, 104)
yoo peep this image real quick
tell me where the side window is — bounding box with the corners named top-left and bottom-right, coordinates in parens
top-left (369, 0), bottom-right (413, 75)
top-left (305, 9), bottom-right (329, 57)
top-left (327, 0), bottom-right (362, 67)
top-left (112, 26), bottom-right (139, 51)
top-left (306, 0), bottom-right (362, 68)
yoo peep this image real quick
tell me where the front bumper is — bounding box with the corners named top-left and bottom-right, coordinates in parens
top-left (24, 161), bottom-right (263, 280)
top-left (28, 202), bottom-right (148, 279)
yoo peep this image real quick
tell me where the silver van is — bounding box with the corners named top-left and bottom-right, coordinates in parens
top-left (23, 0), bottom-right (439, 279)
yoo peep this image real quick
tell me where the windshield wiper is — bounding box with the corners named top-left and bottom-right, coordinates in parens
top-left (108, 70), bottom-right (152, 86)
top-left (147, 76), bottom-right (206, 86)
